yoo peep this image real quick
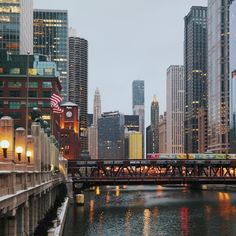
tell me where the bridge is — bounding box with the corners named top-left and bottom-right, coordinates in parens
top-left (68, 159), bottom-right (236, 190)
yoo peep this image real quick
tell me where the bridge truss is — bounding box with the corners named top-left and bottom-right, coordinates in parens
top-left (68, 159), bottom-right (236, 189)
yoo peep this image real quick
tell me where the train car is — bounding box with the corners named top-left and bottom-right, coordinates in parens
top-left (146, 153), bottom-right (160, 159)
top-left (147, 153), bottom-right (231, 160)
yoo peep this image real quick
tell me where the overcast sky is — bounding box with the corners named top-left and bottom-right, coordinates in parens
top-left (34, 0), bottom-right (207, 126)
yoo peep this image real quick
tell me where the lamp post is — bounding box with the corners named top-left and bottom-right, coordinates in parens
top-left (26, 51), bottom-right (30, 160)
top-left (16, 146), bottom-right (23, 161)
top-left (1, 140), bottom-right (9, 158)
top-left (27, 151), bottom-right (32, 163)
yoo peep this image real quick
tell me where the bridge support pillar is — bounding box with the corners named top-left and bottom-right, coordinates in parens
top-left (6, 217), bottom-right (17, 236)
top-left (24, 202), bottom-right (29, 236)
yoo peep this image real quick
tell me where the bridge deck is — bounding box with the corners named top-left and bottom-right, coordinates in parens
top-left (68, 159), bottom-right (236, 187)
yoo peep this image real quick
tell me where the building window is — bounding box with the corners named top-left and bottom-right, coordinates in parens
top-left (9, 68), bottom-right (20, 75)
top-left (29, 82), bottom-right (38, 88)
top-left (43, 91), bottom-right (51, 98)
top-left (0, 81), bottom-right (3, 87)
top-left (28, 91), bottom-right (37, 97)
top-left (8, 82), bottom-right (22, 88)
top-left (9, 101), bottom-right (21, 109)
top-left (42, 82), bottom-right (52, 88)
top-left (9, 112), bottom-right (22, 119)
top-left (28, 102), bottom-right (38, 108)
top-left (42, 102), bottom-right (51, 108)
top-left (0, 90), bottom-right (3, 97)
top-left (9, 91), bottom-right (20, 97)
top-left (0, 101), bottom-right (3, 108)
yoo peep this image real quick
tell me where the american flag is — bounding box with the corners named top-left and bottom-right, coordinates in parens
top-left (50, 93), bottom-right (63, 113)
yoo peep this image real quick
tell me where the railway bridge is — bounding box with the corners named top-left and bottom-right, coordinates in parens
top-left (68, 159), bottom-right (236, 191)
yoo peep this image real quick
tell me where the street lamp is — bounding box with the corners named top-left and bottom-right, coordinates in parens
top-left (16, 146), bottom-right (23, 161)
top-left (27, 150), bottom-right (32, 163)
top-left (1, 140), bottom-right (9, 158)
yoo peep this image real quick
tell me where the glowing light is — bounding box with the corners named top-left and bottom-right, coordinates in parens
top-left (95, 186), bottom-right (100, 195)
top-left (15, 146), bottom-right (23, 154)
top-left (0, 140), bottom-right (9, 149)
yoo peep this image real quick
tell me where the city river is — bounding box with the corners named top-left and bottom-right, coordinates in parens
top-left (63, 185), bottom-right (236, 236)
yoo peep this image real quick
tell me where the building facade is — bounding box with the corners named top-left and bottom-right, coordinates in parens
top-left (230, 0), bottom-right (236, 152)
top-left (0, 52), bottom-right (61, 135)
top-left (59, 102), bottom-right (80, 160)
top-left (132, 80), bottom-right (144, 157)
top-left (33, 9), bottom-right (68, 100)
top-left (184, 6), bottom-right (208, 153)
top-left (98, 111), bottom-right (124, 159)
top-left (166, 65), bottom-right (184, 153)
top-left (208, 0), bottom-right (230, 153)
top-left (68, 35), bottom-right (88, 151)
top-left (159, 112), bottom-right (167, 153)
top-left (88, 89), bottom-right (101, 159)
top-left (151, 95), bottom-right (159, 153)
top-left (129, 131), bottom-right (142, 159)
top-left (0, 0), bottom-right (33, 54)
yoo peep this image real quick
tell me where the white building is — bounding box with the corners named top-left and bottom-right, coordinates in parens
top-left (166, 65), bottom-right (184, 153)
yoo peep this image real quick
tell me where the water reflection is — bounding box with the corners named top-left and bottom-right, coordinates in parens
top-left (95, 186), bottom-right (100, 195)
top-left (143, 209), bottom-right (151, 236)
top-left (63, 186), bottom-right (236, 236)
top-left (125, 209), bottom-right (132, 235)
top-left (89, 200), bottom-right (94, 223)
top-left (116, 186), bottom-right (120, 197)
top-left (180, 207), bottom-right (188, 236)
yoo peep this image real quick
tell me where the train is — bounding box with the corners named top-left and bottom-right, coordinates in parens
top-left (146, 153), bottom-right (236, 160)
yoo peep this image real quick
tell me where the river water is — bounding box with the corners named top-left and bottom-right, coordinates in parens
top-left (63, 185), bottom-right (236, 236)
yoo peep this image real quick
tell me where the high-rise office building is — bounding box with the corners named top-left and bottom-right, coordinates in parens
top-left (184, 6), bottom-right (208, 153)
top-left (98, 111), bottom-right (125, 159)
top-left (166, 65), bottom-right (184, 153)
top-left (124, 115), bottom-right (139, 132)
top-left (151, 95), bottom-right (159, 153)
top-left (88, 89), bottom-right (101, 159)
top-left (229, 0), bottom-right (236, 152)
top-left (0, 0), bottom-right (33, 54)
top-left (68, 30), bottom-right (88, 151)
top-left (159, 112), bottom-right (167, 153)
top-left (132, 80), bottom-right (144, 158)
top-left (146, 96), bottom-right (159, 154)
top-left (33, 9), bottom-right (68, 100)
top-left (208, 0), bottom-right (230, 153)
top-left (129, 131), bottom-right (142, 159)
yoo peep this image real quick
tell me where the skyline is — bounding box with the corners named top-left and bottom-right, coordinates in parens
top-left (34, 0), bottom-right (207, 125)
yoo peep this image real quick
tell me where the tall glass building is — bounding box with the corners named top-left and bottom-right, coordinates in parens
top-left (184, 6), bottom-right (208, 153)
top-left (0, 0), bottom-right (33, 54)
top-left (33, 9), bottom-right (68, 100)
top-left (230, 0), bottom-right (236, 152)
top-left (98, 111), bottom-right (125, 159)
top-left (208, 0), bottom-right (230, 153)
top-left (132, 80), bottom-right (144, 158)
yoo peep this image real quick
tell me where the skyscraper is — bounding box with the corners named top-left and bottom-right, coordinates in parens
top-left (68, 30), bottom-right (88, 151)
top-left (0, 0), bottom-right (33, 54)
top-left (33, 9), bottom-right (68, 100)
top-left (208, 0), bottom-right (230, 153)
top-left (151, 95), bottom-right (159, 153)
top-left (159, 112), bottom-right (167, 153)
top-left (230, 0), bottom-right (236, 152)
top-left (184, 6), bottom-right (208, 153)
top-left (98, 111), bottom-right (125, 159)
top-left (88, 88), bottom-right (101, 159)
top-left (146, 96), bottom-right (159, 154)
top-left (132, 80), bottom-right (144, 157)
top-left (166, 65), bottom-right (184, 153)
